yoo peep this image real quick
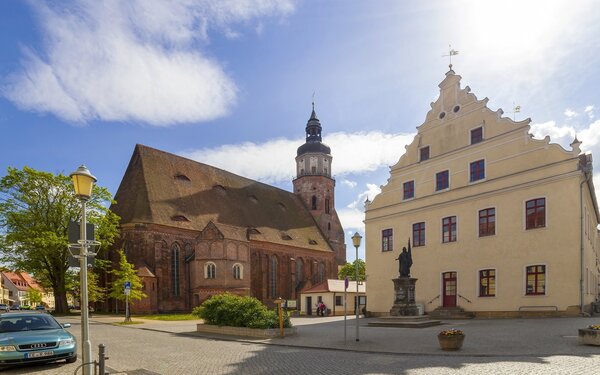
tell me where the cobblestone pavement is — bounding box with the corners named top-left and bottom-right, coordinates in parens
top-left (2, 316), bottom-right (599, 374)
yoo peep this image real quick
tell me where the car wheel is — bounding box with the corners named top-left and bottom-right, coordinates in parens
top-left (66, 354), bottom-right (78, 364)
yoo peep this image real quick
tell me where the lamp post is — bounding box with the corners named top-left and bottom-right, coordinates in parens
top-left (70, 165), bottom-right (96, 375)
top-left (351, 232), bottom-right (362, 342)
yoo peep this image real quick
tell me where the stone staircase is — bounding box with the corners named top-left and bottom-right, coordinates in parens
top-left (428, 306), bottom-right (475, 319)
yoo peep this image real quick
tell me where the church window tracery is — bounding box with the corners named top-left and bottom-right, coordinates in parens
top-left (270, 256), bottom-right (278, 298)
top-left (171, 244), bottom-right (180, 296)
top-left (205, 262), bottom-right (216, 279)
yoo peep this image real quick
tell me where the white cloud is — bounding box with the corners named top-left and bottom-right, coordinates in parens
top-left (341, 179), bottom-right (357, 188)
top-left (337, 184), bottom-right (381, 234)
top-left (1, 0), bottom-right (295, 126)
top-left (564, 108), bottom-right (578, 118)
top-left (530, 121), bottom-right (575, 148)
top-left (530, 118), bottom-right (600, 202)
top-left (181, 131), bottom-right (415, 184)
top-left (585, 105), bottom-right (595, 120)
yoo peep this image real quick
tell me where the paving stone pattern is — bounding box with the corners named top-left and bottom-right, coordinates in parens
top-left (2, 316), bottom-right (599, 374)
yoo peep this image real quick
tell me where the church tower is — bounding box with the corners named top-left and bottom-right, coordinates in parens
top-left (293, 105), bottom-right (346, 267)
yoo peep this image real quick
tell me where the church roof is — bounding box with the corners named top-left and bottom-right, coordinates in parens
top-left (112, 144), bottom-right (333, 252)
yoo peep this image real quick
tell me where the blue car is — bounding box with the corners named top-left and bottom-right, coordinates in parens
top-left (0, 312), bottom-right (77, 368)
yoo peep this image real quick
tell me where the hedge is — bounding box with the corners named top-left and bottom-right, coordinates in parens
top-left (192, 293), bottom-right (292, 329)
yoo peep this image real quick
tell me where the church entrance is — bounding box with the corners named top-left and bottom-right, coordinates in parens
top-left (442, 272), bottom-right (457, 307)
top-left (306, 296), bottom-right (312, 315)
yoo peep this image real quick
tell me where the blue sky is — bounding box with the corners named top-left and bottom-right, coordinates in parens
top-left (1, 0), bottom-right (600, 262)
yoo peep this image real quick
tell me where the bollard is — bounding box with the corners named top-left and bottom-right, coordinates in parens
top-left (98, 344), bottom-right (108, 375)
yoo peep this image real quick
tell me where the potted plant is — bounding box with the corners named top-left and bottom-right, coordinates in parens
top-left (578, 324), bottom-right (600, 346)
top-left (437, 328), bottom-right (465, 351)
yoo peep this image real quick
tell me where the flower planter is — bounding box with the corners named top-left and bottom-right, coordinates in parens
top-left (437, 333), bottom-right (465, 351)
top-left (578, 328), bottom-right (600, 346)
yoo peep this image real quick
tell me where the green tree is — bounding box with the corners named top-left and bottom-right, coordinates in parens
top-left (0, 166), bottom-right (120, 313)
top-left (68, 263), bottom-right (108, 306)
top-left (337, 259), bottom-right (366, 281)
top-left (109, 249), bottom-right (146, 304)
top-left (26, 287), bottom-right (43, 305)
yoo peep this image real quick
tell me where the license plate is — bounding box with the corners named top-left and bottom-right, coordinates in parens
top-left (25, 351), bottom-right (54, 359)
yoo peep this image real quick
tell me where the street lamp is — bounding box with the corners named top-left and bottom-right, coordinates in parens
top-left (351, 232), bottom-right (362, 342)
top-left (70, 165), bottom-right (96, 375)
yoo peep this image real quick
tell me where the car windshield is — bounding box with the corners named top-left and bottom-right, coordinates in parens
top-left (0, 315), bottom-right (62, 332)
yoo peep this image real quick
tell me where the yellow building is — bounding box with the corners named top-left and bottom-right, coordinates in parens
top-left (365, 68), bottom-right (600, 317)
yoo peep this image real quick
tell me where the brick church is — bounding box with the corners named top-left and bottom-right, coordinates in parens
top-left (109, 107), bottom-right (346, 313)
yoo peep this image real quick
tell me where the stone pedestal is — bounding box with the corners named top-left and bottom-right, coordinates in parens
top-left (368, 276), bottom-right (441, 328)
top-left (389, 277), bottom-right (419, 316)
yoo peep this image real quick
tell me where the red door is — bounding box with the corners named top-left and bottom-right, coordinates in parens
top-left (442, 272), bottom-right (457, 307)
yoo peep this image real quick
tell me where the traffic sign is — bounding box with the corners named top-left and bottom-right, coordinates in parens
top-left (124, 281), bottom-right (131, 289)
top-left (344, 277), bottom-right (349, 290)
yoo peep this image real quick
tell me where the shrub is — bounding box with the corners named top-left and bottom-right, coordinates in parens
top-left (192, 293), bottom-right (292, 329)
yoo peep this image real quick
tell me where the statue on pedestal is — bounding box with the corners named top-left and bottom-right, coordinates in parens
top-left (395, 239), bottom-right (412, 277)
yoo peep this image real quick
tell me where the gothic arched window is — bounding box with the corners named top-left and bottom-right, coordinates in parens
top-left (311, 196), bottom-right (317, 210)
top-left (296, 258), bottom-right (304, 286)
top-left (270, 256), bottom-right (278, 299)
top-left (233, 263), bottom-right (243, 280)
top-left (171, 243), bottom-right (180, 297)
top-left (317, 262), bottom-right (326, 284)
top-left (325, 198), bottom-right (330, 214)
top-left (205, 262), bottom-right (216, 279)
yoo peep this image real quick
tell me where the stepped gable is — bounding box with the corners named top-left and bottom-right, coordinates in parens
top-left (393, 69), bottom-right (534, 170)
top-left (112, 144), bottom-right (333, 252)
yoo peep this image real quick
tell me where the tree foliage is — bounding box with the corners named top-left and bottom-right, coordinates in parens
top-left (192, 293), bottom-right (291, 329)
top-left (0, 166), bottom-right (120, 313)
top-left (337, 259), bottom-right (366, 281)
top-left (109, 249), bottom-right (146, 304)
top-left (26, 287), bottom-right (43, 305)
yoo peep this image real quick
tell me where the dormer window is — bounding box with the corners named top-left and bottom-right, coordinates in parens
top-left (171, 215), bottom-right (189, 222)
top-left (281, 233), bottom-right (293, 240)
top-left (174, 174), bottom-right (191, 182)
top-left (213, 184), bottom-right (226, 194)
top-left (420, 146), bottom-right (430, 162)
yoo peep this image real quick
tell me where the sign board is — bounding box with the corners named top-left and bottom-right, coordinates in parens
top-left (68, 221), bottom-right (95, 243)
top-left (285, 300), bottom-right (297, 309)
top-left (344, 277), bottom-right (349, 290)
top-left (124, 281), bottom-right (131, 289)
top-left (67, 221), bottom-right (96, 267)
top-left (124, 288), bottom-right (131, 296)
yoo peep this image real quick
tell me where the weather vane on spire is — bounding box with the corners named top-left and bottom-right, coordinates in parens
top-left (442, 44), bottom-right (459, 70)
top-left (312, 91), bottom-right (315, 111)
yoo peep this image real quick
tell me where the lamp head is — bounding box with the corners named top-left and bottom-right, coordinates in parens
top-left (70, 165), bottom-right (97, 200)
top-left (351, 232), bottom-right (362, 248)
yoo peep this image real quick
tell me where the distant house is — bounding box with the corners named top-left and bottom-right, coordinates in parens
top-left (300, 279), bottom-right (366, 316)
top-left (2, 272), bottom-right (30, 307)
top-left (1, 271), bottom-right (53, 309)
top-left (0, 276), bottom-right (8, 305)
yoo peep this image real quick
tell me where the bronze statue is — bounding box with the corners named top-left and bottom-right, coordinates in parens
top-left (395, 239), bottom-right (412, 277)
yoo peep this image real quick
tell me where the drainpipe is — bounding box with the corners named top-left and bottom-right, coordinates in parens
top-left (580, 166), bottom-right (592, 314)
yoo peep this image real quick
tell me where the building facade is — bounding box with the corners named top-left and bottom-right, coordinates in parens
top-left (110, 108), bottom-right (346, 313)
top-left (365, 68), bottom-right (600, 317)
top-left (1, 271), bottom-right (53, 309)
top-left (300, 279), bottom-right (366, 316)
